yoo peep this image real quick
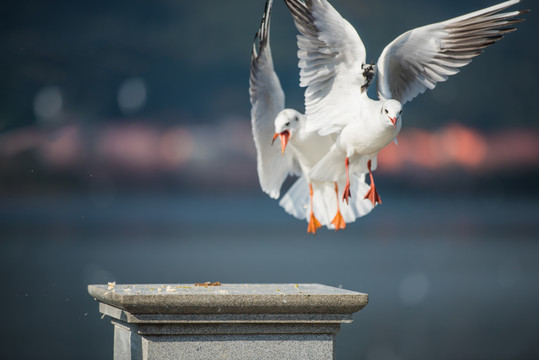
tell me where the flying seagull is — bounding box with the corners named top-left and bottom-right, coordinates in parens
top-left (284, 0), bottom-right (529, 205)
top-left (249, 0), bottom-right (374, 233)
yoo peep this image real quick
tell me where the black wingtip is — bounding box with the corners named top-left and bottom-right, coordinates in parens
top-left (251, 0), bottom-right (273, 60)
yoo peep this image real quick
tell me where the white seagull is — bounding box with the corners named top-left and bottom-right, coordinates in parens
top-left (284, 0), bottom-right (528, 205)
top-left (249, 0), bottom-right (374, 233)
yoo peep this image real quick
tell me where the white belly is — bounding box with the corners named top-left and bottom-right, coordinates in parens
top-left (339, 120), bottom-right (398, 157)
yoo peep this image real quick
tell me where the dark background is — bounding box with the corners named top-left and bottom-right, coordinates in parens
top-left (1, 0), bottom-right (538, 359)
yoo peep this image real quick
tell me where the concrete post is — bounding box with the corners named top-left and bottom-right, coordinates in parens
top-left (88, 283), bottom-right (368, 360)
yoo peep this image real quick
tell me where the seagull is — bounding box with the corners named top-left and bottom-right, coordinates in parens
top-left (283, 0), bottom-right (529, 205)
top-left (249, 0), bottom-right (374, 233)
top-left (272, 109), bottom-right (375, 232)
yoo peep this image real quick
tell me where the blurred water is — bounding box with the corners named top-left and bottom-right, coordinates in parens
top-left (1, 192), bottom-right (539, 360)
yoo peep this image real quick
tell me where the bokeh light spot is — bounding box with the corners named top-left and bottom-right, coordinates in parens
top-left (33, 86), bottom-right (63, 122)
top-left (117, 77), bottom-right (147, 114)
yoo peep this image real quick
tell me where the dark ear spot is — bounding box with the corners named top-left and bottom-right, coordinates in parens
top-left (294, 116), bottom-right (299, 122)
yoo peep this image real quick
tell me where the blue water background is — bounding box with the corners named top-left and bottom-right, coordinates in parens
top-left (1, 192), bottom-right (538, 359)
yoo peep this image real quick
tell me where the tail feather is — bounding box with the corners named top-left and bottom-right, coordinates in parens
top-left (279, 176), bottom-right (310, 220)
top-left (294, 175), bottom-right (375, 230)
top-left (280, 166), bottom-right (376, 230)
top-left (311, 180), bottom-right (338, 226)
top-left (338, 174), bottom-right (375, 223)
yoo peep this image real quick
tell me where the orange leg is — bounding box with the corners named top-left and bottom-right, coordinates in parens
top-left (364, 160), bottom-right (382, 206)
top-left (342, 157), bottom-right (351, 204)
top-left (331, 182), bottom-right (346, 231)
top-left (307, 183), bottom-right (322, 234)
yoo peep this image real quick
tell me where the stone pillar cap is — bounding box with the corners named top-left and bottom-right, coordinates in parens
top-left (88, 283), bottom-right (368, 315)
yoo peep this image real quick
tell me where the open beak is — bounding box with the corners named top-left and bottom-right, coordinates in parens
top-left (389, 117), bottom-right (397, 127)
top-left (272, 130), bottom-right (290, 155)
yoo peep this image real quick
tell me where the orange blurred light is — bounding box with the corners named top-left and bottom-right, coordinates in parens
top-left (39, 125), bottom-right (82, 168)
top-left (96, 124), bottom-right (161, 172)
top-left (407, 129), bottom-right (442, 169)
top-left (438, 123), bottom-right (488, 168)
top-left (159, 127), bottom-right (194, 169)
top-left (379, 124), bottom-right (491, 173)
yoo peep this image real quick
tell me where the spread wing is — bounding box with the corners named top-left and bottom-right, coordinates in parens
top-left (250, 0), bottom-right (297, 199)
top-left (377, 0), bottom-right (528, 104)
top-left (284, 0), bottom-right (368, 136)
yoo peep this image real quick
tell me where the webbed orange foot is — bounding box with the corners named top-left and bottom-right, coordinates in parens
top-left (331, 210), bottom-right (346, 231)
top-left (307, 213), bottom-right (322, 235)
top-left (364, 184), bottom-right (382, 206)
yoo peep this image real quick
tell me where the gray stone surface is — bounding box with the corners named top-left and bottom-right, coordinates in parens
top-left (137, 334), bottom-right (335, 360)
top-left (89, 283), bottom-right (368, 360)
top-left (88, 283), bottom-right (368, 314)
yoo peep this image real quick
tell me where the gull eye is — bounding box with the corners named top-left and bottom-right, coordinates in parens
top-left (285, 122), bottom-right (290, 127)
top-left (384, 109), bottom-right (388, 114)
top-left (399, 110), bottom-right (402, 115)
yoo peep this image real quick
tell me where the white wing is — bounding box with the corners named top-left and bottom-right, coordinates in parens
top-left (377, 0), bottom-right (528, 104)
top-left (284, 0), bottom-right (368, 136)
top-left (250, 0), bottom-right (298, 199)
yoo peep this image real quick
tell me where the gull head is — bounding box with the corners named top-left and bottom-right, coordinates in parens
top-left (381, 99), bottom-right (402, 128)
top-left (272, 109), bottom-right (302, 154)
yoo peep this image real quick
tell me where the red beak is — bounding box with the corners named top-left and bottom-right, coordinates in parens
top-left (389, 117), bottom-right (397, 127)
top-left (272, 133), bottom-right (279, 145)
top-left (272, 130), bottom-right (290, 155)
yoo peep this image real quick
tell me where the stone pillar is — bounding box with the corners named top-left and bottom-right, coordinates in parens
top-left (88, 283), bottom-right (368, 360)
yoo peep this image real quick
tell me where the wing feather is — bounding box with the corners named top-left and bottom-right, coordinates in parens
top-left (250, 0), bottom-right (295, 199)
top-left (377, 0), bottom-right (528, 104)
top-left (284, 0), bottom-right (367, 135)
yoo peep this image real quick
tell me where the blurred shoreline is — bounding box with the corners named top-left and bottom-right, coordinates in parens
top-left (2, 119), bottom-right (539, 198)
